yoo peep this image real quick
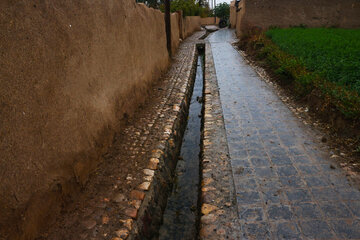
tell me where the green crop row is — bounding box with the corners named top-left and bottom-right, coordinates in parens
top-left (266, 28), bottom-right (360, 94)
top-left (242, 28), bottom-right (360, 119)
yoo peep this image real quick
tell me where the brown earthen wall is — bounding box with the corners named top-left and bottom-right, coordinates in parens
top-left (0, 0), bottom-right (177, 239)
top-left (235, 0), bottom-right (246, 36)
top-left (229, 1), bottom-right (236, 28)
top-left (171, 13), bottom-right (181, 55)
top-left (235, 0), bottom-right (360, 37)
top-left (200, 17), bottom-right (220, 26)
top-left (182, 16), bottom-right (201, 39)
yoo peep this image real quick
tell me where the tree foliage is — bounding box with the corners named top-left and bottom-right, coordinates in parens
top-left (169, 0), bottom-right (211, 17)
top-left (214, 2), bottom-right (230, 20)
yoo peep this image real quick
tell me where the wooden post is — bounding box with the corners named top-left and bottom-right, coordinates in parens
top-left (165, 0), bottom-right (172, 57)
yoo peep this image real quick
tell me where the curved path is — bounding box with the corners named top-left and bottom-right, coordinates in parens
top-left (208, 29), bottom-right (360, 239)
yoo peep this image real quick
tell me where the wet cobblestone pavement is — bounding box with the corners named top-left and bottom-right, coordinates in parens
top-left (199, 42), bottom-right (241, 240)
top-left (208, 29), bottom-right (360, 239)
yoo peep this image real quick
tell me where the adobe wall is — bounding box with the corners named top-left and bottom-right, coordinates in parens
top-left (229, 1), bottom-right (236, 28)
top-left (182, 16), bottom-right (202, 39)
top-left (235, 0), bottom-right (246, 36)
top-left (0, 0), bottom-right (183, 239)
top-left (200, 17), bottom-right (220, 26)
top-left (234, 0), bottom-right (360, 37)
top-left (171, 12), bottom-right (181, 54)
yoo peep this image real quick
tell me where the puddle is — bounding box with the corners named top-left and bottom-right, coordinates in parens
top-left (158, 45), bottom-right (205, 240)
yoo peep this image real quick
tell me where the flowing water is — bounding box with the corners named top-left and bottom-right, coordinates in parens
top-left (158, 47), bottom-right (204, 240)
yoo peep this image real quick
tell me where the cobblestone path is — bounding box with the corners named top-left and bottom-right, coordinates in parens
top-left (209, 29), bottom-right (360, 239)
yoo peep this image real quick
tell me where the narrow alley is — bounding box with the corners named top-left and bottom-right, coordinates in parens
top-left (2, 0), bottom-right (360, 239)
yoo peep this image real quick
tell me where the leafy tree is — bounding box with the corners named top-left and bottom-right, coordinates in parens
top-left (168, 0), bottom-right (211, 17)
top-left (214, 2), bottom-right (230, 20)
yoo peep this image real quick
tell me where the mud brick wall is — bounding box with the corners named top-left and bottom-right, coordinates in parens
top-left (0, 1), bottom-right (185, 239)
top-left (171, 13), bottom-right (181, 54)
top-left (200, 17), bottom-right (220, 26)
top-left (233, 0), bottom-right (360, 37)
top-left (235, 0), bottom-right (246, 35)
top-left (229, 1), bottom-right (237, 28)
top-left (182, 16), bottom-right (202, 39)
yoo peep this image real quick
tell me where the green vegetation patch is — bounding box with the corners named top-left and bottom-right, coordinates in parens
top-left (266, 28), bottom-right (360, 94)
top-left (242, 28), bottom-right (360, 119)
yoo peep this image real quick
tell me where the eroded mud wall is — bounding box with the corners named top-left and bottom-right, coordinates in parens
top-left (235, 0), bottom-right (360, 37)
top-left (235, 0), bottom-right (246, 36)
top-left (0, 0), bottom-right (175, 239)
top-left (171, 12), bottom-right (180, 54)
top-left (182, 16), bottom-right (201, 39)
top-left (229, 1), bottom-right (236, 28)
top-left (200, 17), bottom-right (220, 26)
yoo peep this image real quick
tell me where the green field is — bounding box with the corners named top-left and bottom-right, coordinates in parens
top-left (265, 28), bottom-right (360, 94)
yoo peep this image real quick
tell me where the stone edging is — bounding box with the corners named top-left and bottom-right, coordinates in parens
top-left (199, 42), bottom-right (241, 239)
top-left (118, 44), bottom-right (200, 240)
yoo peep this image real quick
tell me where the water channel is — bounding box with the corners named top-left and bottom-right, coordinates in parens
top-left (158, 46), bottom-right (205, 240)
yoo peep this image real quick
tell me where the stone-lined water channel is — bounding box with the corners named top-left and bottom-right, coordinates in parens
top-left (158, 46), bottom-right (205, 240)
